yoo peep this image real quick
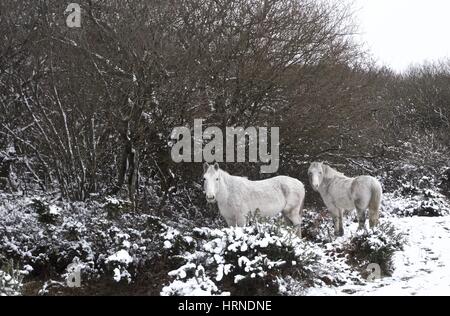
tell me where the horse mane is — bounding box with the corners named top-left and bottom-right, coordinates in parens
top-left (219, 168), bottom-right (248, 182)
top-left (323, 164), bottom-right (346, 179)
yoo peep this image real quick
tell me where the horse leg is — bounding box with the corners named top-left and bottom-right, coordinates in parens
top-left (224, 215), bottom-right (239, 227)
top-left (226, 216), bottom-right (247, 227)
top-left (356, 208), bottom-right (367, 231)
top-left (338, 209), bottom-right (344, 236)
top-left (235, 215), bottom-right (247, 227)
top-left (283, 205), bottom-right (303, 238)
top-left (369, 208), bottom-right (379, 228)
top-left (354, 197), bottom-right (379, 230)
top-left (330, 208), bottom-right (343, 237)
top-left (331, 214), bottom-right (340, 237)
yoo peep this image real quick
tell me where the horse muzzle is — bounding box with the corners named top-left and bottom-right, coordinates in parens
top-left (206, 195), bottom-right (216, 203)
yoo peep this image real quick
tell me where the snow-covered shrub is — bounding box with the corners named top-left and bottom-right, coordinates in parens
top-left (301, 210), bottom-right (334, 243)
top-left (0, 194), bottom-right (175, 293)
top-left (379, 162), bottom-right (422, 193)
top-left (161, 265), bottom-right (228, 296)
top-left (103, 197), bottom-right (133, 219)
top-left (106, 249), bottom-right (134, 283)
top-left (416, 190), bottom-right (450, 217)
top-left (31, 198), bottom-right (61, 225)
top-left (439, 167), bottom-right (450, 198)
top-left (162, 218), bottom-right (318, 296)
top-left (377, 157), bottom-right (445, 194)
top-left (0, 260), bottom-right (24, 296)
top-left (277, 275), bottom-right (310, 296)
top-left (161, 227), bottom-right (196, 259)
top-left (385, 187), bottom-right (450, 217)
top-left (400, 183), bottom-right (421, 196)
top-left (345, 222), bottom-right (405, 277)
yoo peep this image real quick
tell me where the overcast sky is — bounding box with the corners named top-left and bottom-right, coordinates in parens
top-left (353, 0), bottom-right (450, 72)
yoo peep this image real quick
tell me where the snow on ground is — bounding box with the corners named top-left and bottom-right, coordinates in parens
top-left (308, 216), bottom-right (450, 296)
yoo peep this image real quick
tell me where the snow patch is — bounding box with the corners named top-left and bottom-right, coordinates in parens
top-left (106, 250), bottom-right (133, 265)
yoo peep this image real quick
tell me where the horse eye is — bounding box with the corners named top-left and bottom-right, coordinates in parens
top-left (216, 178), bottom-right (219, 181)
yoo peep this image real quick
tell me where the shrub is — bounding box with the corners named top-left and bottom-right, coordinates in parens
top-left (301, 210), bottom-right (334, 244)
top-left (103, 197), bottom-right (134, 219)
top-left (162, 218), bottom-right (318, 296)
top-left (416, 190), bottom-right (450, 217)
top-left (439, 167), bottom-right (450, 198)
top-left (0, 194), bottom-right (173, 292)
top-left (0, 260), bottom-right (24, 296)
top-left (386, 187), bottom-right (450, 217)
top-left (31, 198), bottom-right (61, 225)
top-left (345, 222), bottom-right (406, 277)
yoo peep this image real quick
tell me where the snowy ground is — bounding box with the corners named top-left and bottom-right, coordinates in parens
top-left (308, 216), bottom-right (450, 296)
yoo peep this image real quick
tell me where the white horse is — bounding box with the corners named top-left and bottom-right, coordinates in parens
top-left (203, 163), bottom-right (306, 237)
top-left (308, 162), bottom-right (382, 237)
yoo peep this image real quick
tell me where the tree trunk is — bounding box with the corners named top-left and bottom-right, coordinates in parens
top-left (128, 148), bottom-right (139, 207)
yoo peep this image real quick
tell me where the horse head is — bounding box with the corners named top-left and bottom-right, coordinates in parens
top-left (308, 162), bottom-right (325, 191)
top-left (203, 162), bottom-right (221, 203)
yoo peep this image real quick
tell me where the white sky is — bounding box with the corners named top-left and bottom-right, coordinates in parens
top-left (353, 0), bottom-right (450, 72)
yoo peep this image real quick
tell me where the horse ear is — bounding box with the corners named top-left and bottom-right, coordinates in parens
top-left (322, 164), bottom-right (330, 176)
top-left (203, 162), bottom-right (209, 173)
top-left (214, 162), bottom-right (220, 171)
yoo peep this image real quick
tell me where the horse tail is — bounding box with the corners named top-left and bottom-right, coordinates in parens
top-left (368, 179), bottom-right (382, 227)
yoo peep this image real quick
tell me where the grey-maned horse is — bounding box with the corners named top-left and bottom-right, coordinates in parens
top-left (203, 162), bottom-right (306, 237)
top-left (308, 162), bottom-right (382, 236)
